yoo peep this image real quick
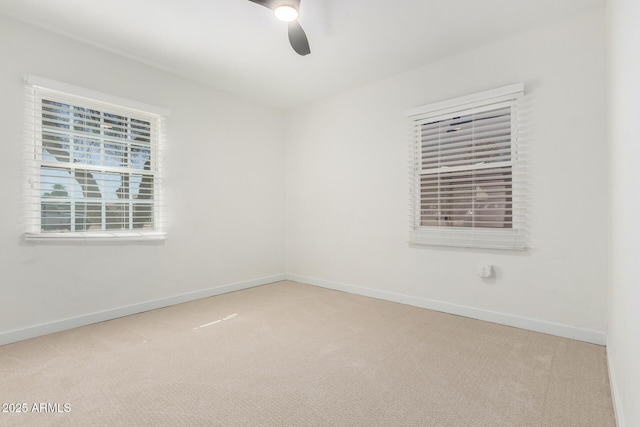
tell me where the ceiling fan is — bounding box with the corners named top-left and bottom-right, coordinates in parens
top-left (248, 0), bottom-right (311, 56)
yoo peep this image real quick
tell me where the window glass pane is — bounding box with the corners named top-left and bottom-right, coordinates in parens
top-left (420, 173), bottom-right (474, 227)
top-left (421, 106), bottom-right (512, 170)
top-left (73, 107), bottom-right (101, 134)
top-left (474, 176), bottom-right (512, 229)
top-left (93, 172), bottom-right (125, 200)
top-left (98, 142), bottom-right (122, 168)
top-left (42, 100), bottom-right (71, 131)
top-left (106, 203), bottom-right (129, 230)
top-left (75, 202), bottom-right (102, 231)
top-left (420, 168), bottom-right (512, 229)
top-left (72, 138), bottom-right (102, 167)
top-left (40, 168), bottom-right (72, 198)
top-left (129, 173), bottom-right (154, 200)
top-left (132, 202), bottom-right (154, 229)
top-left (103, 113), bottom-right (128, 140)
top-left (41, 202), bottom-right (71, 231)
top-left (42, 134), bottom-right (72, 163)
top-left (129, 144), bottom-right (151, 171)
top-left (39, 169), bottom-right (157, 232)
top-left (131, 118), bottom-right (151, 143)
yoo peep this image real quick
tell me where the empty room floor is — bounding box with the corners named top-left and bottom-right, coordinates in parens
top-left (0, 281), bottom-right (615, 426)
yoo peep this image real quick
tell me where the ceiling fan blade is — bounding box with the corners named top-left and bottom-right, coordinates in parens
top-left (288, 21), bottom-right (311, 56)
top-left (247, 0), bottom-right (273, 10)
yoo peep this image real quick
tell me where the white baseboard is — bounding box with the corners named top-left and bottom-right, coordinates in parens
top-left (607, 346), bottom-right (626, 427)
top-left (1, 273), bottom-right (607, 348)
top-left (286, 274), bottom-right (606, 345)
top-left (0, 274), bottom-right (286, 346)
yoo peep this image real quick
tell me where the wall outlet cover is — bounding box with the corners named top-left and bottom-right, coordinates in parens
top-left (478, 265), bottom-right (493, 278)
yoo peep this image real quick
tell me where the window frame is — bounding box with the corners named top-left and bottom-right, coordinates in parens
top-left (23, 75), bottom-right (169, 242)
top-left (407, 84), bottom-right (527, 250)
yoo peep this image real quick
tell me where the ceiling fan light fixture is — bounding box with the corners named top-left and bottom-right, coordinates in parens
top-left (274, 5), bottom-right (299, 22)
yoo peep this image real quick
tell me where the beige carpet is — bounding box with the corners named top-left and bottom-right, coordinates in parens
top-left (0, 281), bottom-right (615, 426)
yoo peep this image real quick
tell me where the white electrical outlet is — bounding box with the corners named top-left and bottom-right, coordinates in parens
top-left (478, 265), bottom-right (493, 278)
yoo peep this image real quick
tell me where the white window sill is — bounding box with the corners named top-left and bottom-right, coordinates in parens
top-left (24, 231), bottom-right (167, 243)
top-left (409, 226), bottom-right (527, 251)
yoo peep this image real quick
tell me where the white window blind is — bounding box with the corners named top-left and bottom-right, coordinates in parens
top-left (23, 76), bottom-right (167, 241)
top-left (408, 84), bottom-right (527, 250)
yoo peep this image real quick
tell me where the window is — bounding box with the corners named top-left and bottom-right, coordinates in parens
top-left (24, 76), bottom-right (168, 241)
top-left (408, 84), bottom-right (527, 250)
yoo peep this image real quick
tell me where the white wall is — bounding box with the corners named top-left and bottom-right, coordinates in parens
top-left (285, 9), bottom-right (608, 343)
top-left (0, 15), bottom-right (286, 341)
top-left (607, 0), bottom-right (640, 424)
top-left (0, 6), bottom-right (612, 352)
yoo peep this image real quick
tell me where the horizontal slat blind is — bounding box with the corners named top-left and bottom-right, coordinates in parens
top-left (408, 84), bottom-right (527, 250)
top-left (24, 79), bottom-right (167, 241)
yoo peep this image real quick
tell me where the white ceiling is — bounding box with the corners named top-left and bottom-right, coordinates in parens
top-left (0, 0), bottom-right (603, 109)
